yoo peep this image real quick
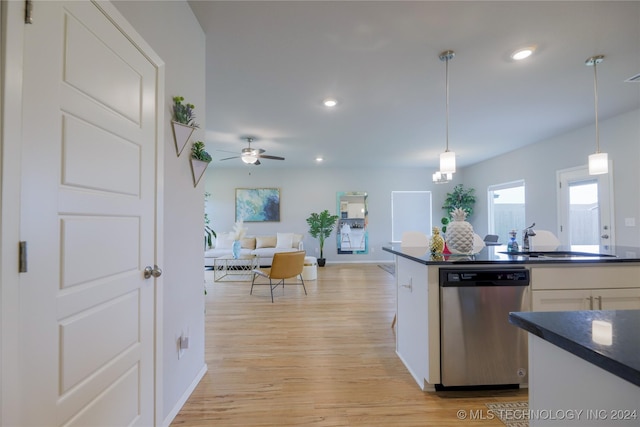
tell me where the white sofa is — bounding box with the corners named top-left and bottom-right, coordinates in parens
top-left (204, 232), bottom-right (304, 267)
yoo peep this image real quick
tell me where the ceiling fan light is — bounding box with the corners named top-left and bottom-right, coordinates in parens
top-left (241, 153), bottom-right (258, 164)
top-left (588, 152), bottom-right (608, 175)
top-left (439, 151), bottom-right (456, 174)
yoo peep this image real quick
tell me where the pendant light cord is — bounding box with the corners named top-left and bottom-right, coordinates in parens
top-left (445, 56), bottom-right (450, 153)
top-left (593, 61), bottom-right (600, 154)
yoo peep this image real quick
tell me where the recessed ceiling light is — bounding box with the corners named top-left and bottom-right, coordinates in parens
top-left (511, 47), bottom-right (535, 61)
top-left (316, 157), bottom-right (324, 162)
top-left (323, 98), bottom-right (337, 107)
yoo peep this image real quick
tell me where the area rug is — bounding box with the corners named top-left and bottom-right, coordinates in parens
top-left (485, 401), bottom-right (529, 427)
top-left (377, 263), bottom-right (395, 276)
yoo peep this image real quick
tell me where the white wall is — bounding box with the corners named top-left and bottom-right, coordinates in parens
top-left (206, 109), bottom-right (640, 255)
top-left (464, 109), bottom-right (640, 247)
top-left (205, 166), bottom-right (460, 263)
top-left (112, 1), bottom-right (207, 424)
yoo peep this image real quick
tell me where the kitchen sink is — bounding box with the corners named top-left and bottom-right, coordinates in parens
top-left (499, 251), bottom-right (617, 258)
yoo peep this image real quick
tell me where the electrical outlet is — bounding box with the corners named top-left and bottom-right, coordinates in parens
top-left (178, 334), bottom-right (189, 359)
top-left (180, 336), bottom-right (190, 349)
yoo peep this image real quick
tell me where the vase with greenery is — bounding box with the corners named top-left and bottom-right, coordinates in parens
top-left (306, 209), bottom-right (339, 267)
top-left (172, 96), bottom-right (199, 128)
top-left (230, 220), bottom-right (247, 259)
top-left (190, 141), bottom-right (212, 187)
top-left (191, 141), bottom-right (212, 162)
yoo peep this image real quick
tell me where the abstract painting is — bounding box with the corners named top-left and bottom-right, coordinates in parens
top-left (235, 188), bottom-right (280, 222)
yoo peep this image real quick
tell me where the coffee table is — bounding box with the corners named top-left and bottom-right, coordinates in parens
top-left (213, 254), bottom-right (258, 282)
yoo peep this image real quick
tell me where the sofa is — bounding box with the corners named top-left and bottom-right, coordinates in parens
top-left (204, 232), bottom-right (304, 267)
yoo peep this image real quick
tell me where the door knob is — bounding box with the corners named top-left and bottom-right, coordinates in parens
top-left (144, 265), bottom-right (162, 279)
top-left (601, 234), bottom-right (609, 239)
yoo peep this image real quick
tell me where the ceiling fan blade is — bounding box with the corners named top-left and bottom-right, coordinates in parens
top-left (217, 149), bottom-right (239, 154)
top-left (219, 156), bottom-right (240, 161)
top-left (257, 154), bottom-right (285, 160)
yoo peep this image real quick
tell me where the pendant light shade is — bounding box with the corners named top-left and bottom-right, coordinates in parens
top-left (588, 152), bottom-right (608, 175)
top-left (586, 55), bottom-right (608, 175)
top-left (440, 151), bottom-right (456, 174)
top-left (439, 50), bottom-right (456, 175)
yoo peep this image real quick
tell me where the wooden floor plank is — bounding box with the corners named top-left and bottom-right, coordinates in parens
top-left (171, 264), bottom-right (527, 426)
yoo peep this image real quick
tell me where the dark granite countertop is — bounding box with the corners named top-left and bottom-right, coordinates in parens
top-left (382, 244), bottom-right (640, 265)
top-left (509, 310), bottom-right (640, 387)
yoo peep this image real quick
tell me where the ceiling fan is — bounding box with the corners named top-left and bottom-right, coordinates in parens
top-left (219, 137), bottom-right (285, 165)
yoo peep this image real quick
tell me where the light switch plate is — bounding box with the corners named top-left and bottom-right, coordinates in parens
top-left (624, 218), bottom-right (636, 227)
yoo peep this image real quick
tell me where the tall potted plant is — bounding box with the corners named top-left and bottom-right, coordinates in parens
top-left (306, 209), bottom-right (339, 267)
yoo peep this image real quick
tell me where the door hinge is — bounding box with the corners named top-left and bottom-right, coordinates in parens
top-left (19, 241), bottom-right (28, 272)
top-left (558, 181), bottom-right (562, 189)
top-left (25, 0), bottom-right (33, 24)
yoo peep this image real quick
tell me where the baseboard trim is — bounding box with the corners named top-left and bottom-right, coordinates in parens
top-left (162, 363), bottom-right (208, 427)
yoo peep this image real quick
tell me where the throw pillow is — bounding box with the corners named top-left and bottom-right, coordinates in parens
top-left (241, 237), bottom-right (256, 249)
top-left (276, 232), bottom-right (294, 249)
top-left (292, 233), bottom-right (303, 249)
top-left (256, 235), bottom-right (277, 248)
top-left (215, 232), bottom-right (233, 249)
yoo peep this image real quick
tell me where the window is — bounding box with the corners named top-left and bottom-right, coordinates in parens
top-left (488, 181), bottom-right (525, 243)
top-left (568, 179), bottom-right (599, 245)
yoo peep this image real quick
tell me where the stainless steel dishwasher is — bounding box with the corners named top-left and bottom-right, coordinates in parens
top-left (439, 268), bottom-right (530, 388)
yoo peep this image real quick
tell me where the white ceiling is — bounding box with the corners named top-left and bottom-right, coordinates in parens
top-left (188, 1), bottom-right (640, 170)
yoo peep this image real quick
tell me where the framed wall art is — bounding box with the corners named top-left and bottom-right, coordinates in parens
top-left (235, 188), bottom-right (280, 222)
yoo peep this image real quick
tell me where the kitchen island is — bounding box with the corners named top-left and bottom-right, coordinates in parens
top-left (382, 244), bottom-right (640, 391)
top-left (509, 310), bottom-right (639, 426)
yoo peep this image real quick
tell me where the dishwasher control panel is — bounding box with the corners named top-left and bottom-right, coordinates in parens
top-left (440, 268), bottom-right (530, 286)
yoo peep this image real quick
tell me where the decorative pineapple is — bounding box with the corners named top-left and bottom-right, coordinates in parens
top-left (429, 226), bottom-right (445, 254)
top-left (446, 208), bottom-right (474, 254)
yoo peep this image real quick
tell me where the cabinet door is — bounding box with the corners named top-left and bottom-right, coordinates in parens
top-left (532, 289), bottom-right (592, 311)
top-left (597, 288), bottom-right (640, 310)
top-left (395, 257), bottom-right (429, 388)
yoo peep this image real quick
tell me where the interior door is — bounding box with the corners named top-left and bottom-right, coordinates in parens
top-left (557, 165), bottom-right (614, 248)
top-left (19, 1), bottom-right (159, 425)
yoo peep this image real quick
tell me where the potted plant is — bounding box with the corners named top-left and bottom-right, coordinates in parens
top-left (306, 209), bottom-right (339, 267)
top-left (171, 95), bottom-right (199, 156)
top-left (440, 184), bottom-right (476, 233)
top-left (204, 192), bottom-right (216, 249)
top-left (190, 141), bottom-right (212, 187)
top-left (172, 95), bottom-right (199, 128)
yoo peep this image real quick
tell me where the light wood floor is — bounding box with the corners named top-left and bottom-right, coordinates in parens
top-left (171, 263), bottom-right (527, 426)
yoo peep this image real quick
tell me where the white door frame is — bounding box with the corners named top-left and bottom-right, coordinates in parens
top-left (0, 1), bottom-right (165, 424)
top-left (556, 163), bottom-right (615, 248)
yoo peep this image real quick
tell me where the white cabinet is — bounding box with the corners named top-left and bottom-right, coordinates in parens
top-left (532, 288), bottom-right (640, 311)
top-left (395, 256), bottom-right (429, 389)
top-left (528, 334), bottom-right (640, 427)
top-left (531, 265), bottom-right (640, 312)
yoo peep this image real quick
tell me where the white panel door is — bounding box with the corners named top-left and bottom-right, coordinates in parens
top-left (19, 1), bottom-right (158, 425)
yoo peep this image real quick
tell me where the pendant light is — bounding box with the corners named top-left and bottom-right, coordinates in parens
top-left (439, 50), bottom-right (456, 175)
top-left (586, 55), bottom-right (608, 175)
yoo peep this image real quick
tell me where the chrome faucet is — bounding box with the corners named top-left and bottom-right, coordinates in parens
top-left (522, 223), bottom-right (536, 251)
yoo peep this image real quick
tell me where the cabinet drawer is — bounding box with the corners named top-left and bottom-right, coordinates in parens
top-left (532, 288), bottom-right (640, 311)
top-left (531, 265), bottom-right (640, 290)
